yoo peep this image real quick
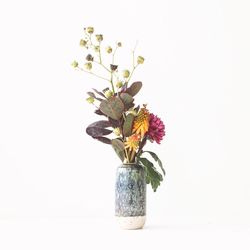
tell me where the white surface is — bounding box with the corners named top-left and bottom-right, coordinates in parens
top-left (1, 0), bottom-right (250, 248)
top-left (0, 217), bottom-right (250, 250)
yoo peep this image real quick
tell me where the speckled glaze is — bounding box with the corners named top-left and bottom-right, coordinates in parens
top-left (115, 164), bottom-right (146, 229)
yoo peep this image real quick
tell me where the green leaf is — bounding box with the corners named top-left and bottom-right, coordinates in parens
top-left (120, 93), bottom-right (134, 105)
top-left (143, 151), bottom-right (165, 175)
top-left (123, 114), bottom-right (134, 137)
top-left (126, 81), bottom-right (142, 97)
top-left (138, 157), bottom-right (163, 192)
top-left (100, 97), bottom-right (124, 120)
top-left (111, 139), bottom-right (125, 162)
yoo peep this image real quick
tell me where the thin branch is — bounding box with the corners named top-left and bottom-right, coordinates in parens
top-left (112, 45), bottom-right (118, 64)
top-left (93, 60), bottom-right (111, 73)
top-left (77, 67), bottom-right (110, 82)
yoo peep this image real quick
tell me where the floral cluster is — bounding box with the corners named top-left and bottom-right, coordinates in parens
top-left (72, 26), bottom-right (166, 191)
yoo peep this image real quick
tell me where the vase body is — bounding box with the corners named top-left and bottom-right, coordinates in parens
top-left (115, 163), bottom-right (146, 229)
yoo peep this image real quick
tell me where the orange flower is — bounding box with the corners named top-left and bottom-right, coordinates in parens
top-left (132, 106), bottom-right (150, 137)
top-left (124, 134), bottom-right (141, 152)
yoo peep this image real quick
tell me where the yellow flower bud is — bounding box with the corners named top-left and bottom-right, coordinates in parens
top-left (116, 81), bottom-right (123, 88)
top-left (79, 39), bottom-right (87, 47)
top-left (84, 62), bottom-right (92, 70)
top-left (71, 60), bottom-right (78, 68)
top-left (95, 34), bottom-right (103, 42)
top-left (113, 127), bottom-right (121, 136)
top-left (86, 27), bottom-right (94, 34)
top-left (122, 70), bottom-right (130, 78)
top-left (137, 56), bottom-right (145, 64)
top-left (104, 89), bottom-right (113, 98)
top-left (86, 96), bottom-right (94, 104)
top-left (106, 46), bottom-right (112, 54)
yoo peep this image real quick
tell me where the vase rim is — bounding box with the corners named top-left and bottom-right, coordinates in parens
top-left (120, 162), bottom-right (141, 167)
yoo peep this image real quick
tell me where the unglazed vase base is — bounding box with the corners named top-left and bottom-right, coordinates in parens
top-left (116, 216), bottom-right (146, 230)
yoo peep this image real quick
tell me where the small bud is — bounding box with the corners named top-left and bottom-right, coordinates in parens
top-left (84, 62), bottom-right (92, 70)
top-left (80, 39), bottom-right (87, 47)
top-left (116, 81), bottom-right (123, 88)
top-left (86, 96), bottom-right (94, 104)
top-left (71, 60), bottom-right (78, 68)
top-left (95, 34), bottom-right (103, 42)
top-left (106, 46), bottom-right (112, 54)
top-left (137, 56), bottom-right (145, 64)
top-left (127, 108), bottom-right (137, 116)
top-left (110, 64), bottom-right (118, 71)
top-left (94, 46), bottom-right (100, 52)
top-left (117, 42), bottom-right (122, 47)
top-left (86, 54), bottom-right (94, 61)
top-left (86, 27), bottom-right (94, 34)
top-left (122, 70), bottom-right (130, 78)
top-left (113, 127), bottom-right (121, 136)
top-left (104, 89), bottom-right (113, 98)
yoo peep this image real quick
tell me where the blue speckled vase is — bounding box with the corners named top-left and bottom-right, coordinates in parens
top-left (115, 164), bottom-right (146, 229)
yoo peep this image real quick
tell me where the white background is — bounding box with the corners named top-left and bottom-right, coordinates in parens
top-left (1, 0), bottom-right (250, 249)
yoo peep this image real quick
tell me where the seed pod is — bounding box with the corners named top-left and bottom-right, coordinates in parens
top-left (104, 89), bottom-right (113, 98)
top-left (84, 62), bottom-right (92, 70)
top-left (113, 127), bottom-right (121, 136)
top-left (95, 34), bottom-right (103, 42)
top-left (110, 64), bottom-right (118, 71)
top-left (117, 42), bottom-right (122, 47)
top-left (137, 56), bottom-right (145, 64)
top-left (86, 27), bottom-right (94, 34)
top-left (79, 39), bottom-right (87, 47)
top-left (86, 54), bottom-right (94, 61)
top-left (71, 60), bottom-right (78, 68)
top-left (116, 81), bottom-right (123, 88)
top-left (106, 46), bottom-right (112, 54)
top-left (123, 70), bottom-right (130, 78)
top-left (86, 96), bottom-right (94, 104)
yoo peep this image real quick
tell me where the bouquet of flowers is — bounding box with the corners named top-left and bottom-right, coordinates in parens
top-left (72, 26), bottom-right (166, 191)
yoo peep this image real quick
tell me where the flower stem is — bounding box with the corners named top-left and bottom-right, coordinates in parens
top-left (130, 150), bottom-right (136, 163)
top-left (110, 73), bottom-right (115, 93)
top-left (77, 67), bottom-right (110, 82)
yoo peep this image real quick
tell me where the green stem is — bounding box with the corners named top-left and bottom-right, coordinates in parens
top-left (130, 150), bottom-right (136, 163)
top-left (98, 41), bottom-right (102, 64)
top-left (94, 60), bottom-right (111, 73)
top-left (124, 148), bottom-right (130, 163)
top-left (110, 73), bottom-right (115, 93)
top-left (77, 67), bottom-right (110, 82)
top-left (127, 64), bottom-right (138, 83)
top-left (112, 45), bottom-right (118, 64)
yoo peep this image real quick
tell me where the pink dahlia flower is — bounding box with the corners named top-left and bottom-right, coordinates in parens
top-left (148, 114), bottom-right (165, 144)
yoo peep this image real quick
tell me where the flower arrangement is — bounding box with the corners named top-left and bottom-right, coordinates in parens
top-left (72, 27), bottom-right (166, 191)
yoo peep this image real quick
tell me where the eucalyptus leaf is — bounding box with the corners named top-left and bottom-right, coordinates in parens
top-left (111, 139), bottom-right (125, 162)
top-left (123, 114), bottom-right (134, 137)
top-left (93, 88), bottom-right (105, 98)
top-left (100, 97), bottom-right (124, 120)
top-left (87, 91), bottom-right (103, 101)
top-left (120, 93), bottom-right (134, 105)
top-left (94, 136), bottom-right (111, 144)
top-left (86, 120), bottom-right (112, 137)
top-left (126, 81), bottom-right (142, 97)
